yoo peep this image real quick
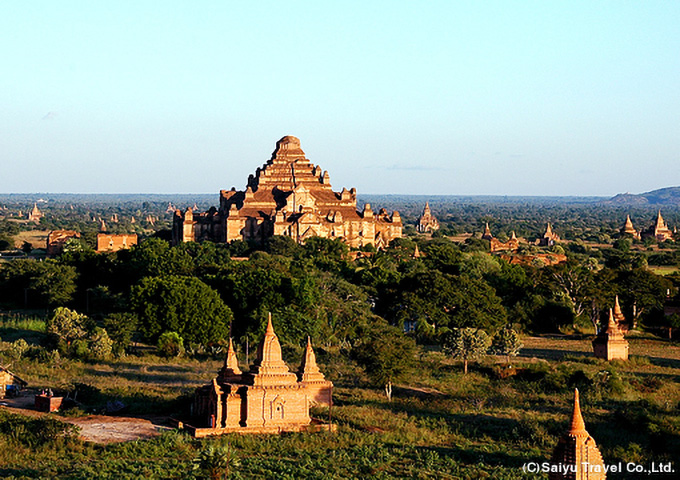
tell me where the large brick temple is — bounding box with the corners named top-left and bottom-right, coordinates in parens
top-left (173, 136), bottom-right (402, 248)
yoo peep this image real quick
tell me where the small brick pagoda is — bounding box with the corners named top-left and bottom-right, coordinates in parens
top-left (96, 233), bottom-right (138, 253)
top-left (189, 316), bottom-right (332, 437)
top-left (482, 223), bottom-right (520, 253)
top-left (549, 389), bottom-right (606, 479)
top-left (27, 203), bottom-right (43, 223)
top-left (592, 308), bottom-right (629, 361)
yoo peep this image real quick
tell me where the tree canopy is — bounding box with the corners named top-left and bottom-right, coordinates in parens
top-left (130, 275), bottom-right (232, 344)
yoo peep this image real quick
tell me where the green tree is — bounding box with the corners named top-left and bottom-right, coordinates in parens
top-left (490, 326), bottom-right (523, 363)
top-left (540, 260), bottom-right (596, 323)
top-left (120, 237), bottom-right (194, 281)
top-left (0, 259), bottom-right (77, 308)
top-left (103, 313), bottom-right (138, 355)
top-left (8, 339), bottom-right (29, 360)
top-left (459, 252), bottom-right (501, 279)
top-left (443, 328), bottom-right (491, 374)
top-left (302, 236), bottom-right (350, 272)
top-left (88, 327), bottom-right (113, 360)
top-left (265, 235), bottom-right (303, 257)
top-left (616, 268), bottom-right (671, 327)
top-left (46, 307), bottom-right (89, 345)
top-left (662, 313), bottom-right (680, 339)
top-left (421, 238), bottom-right (462, 274)
top-left (130, 276), bottom-right (232, 344)
top-left (380, 271), bottom-right (507, 337)
top-left (192, 444), bottom-right (239, 480)
top-left (21, 241), bottom-right (33, 254)
top-left (352, 321), bottom-right (416, 401)
top-left (157, 331), bottom-right (185, 357)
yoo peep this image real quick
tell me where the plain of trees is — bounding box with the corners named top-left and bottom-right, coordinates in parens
top-left (1, 196), bottom-right (679, 369)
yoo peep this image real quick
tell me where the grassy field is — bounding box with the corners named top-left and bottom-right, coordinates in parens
top-left (12, 231), bottom-right (50, 250)
top-left (1, 328), bottom-right (680, 479)
top-left (648, 265), bottom-right (680, 276)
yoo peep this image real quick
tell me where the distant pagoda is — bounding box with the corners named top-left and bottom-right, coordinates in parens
top-left (416, 202), bottom-right (439, 233)
top-left (483, 222), bottom-right (519, 253)
top-left (619, 215), bottom-right (640, 239)
top-left (27, 203), bottom-right (43, 223)
top-left (482, 222), bottom-right (493, 240)
top-left (538, 223), bottom-right (560, 247)
top-left (641, 210), bottom-right (673, 242)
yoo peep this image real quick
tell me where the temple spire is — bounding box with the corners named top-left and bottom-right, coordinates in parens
top-left (605, 308), bottom-right (618, 333)
top-left (299, 337), bottom-right (324, 382)
top-left (482, 222), bottom-right (493, 240)
top-left (265, 312), bottom-right (275, 336)
top-left (613, 296), bottom-right (624, 322)
top-left (244, 313), bottom-right (298, 385)
top-left (218, 338), bottom-right (242, 381)
top-left (569, 388), bottom-right (587, 437)
top-left (656, 210), bottom-right (665, 228)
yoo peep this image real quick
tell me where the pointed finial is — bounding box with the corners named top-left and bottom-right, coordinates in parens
top-left (298, 335), bottom-right (322, 379)
top-left (511, 231), bottom-right (517, 239)
top-left (569, 388), bottom-right (587, 436)
top-left (266, 312), bottom-right (274, 335)
top-left (614, 295), bottom-right (623, 316)
top-left (607, 308), bottom-right (617, 329)
top-left (218, 337), bottom-right (242, 379)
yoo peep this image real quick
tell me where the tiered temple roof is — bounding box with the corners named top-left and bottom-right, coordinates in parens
top-left (173, 136), bottom-right (402, 248)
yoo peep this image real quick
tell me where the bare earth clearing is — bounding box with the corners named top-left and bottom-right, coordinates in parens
top-left (0, 395), bottom-right (170, 444)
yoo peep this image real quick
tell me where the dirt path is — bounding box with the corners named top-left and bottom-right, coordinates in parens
top-left (0, 394), bottom-right (171, 444)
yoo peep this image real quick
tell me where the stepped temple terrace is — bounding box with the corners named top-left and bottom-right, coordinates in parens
top-left (188, 316), bottom-right (333, 437)
top-left (173, 136), bottom-right (402, 248)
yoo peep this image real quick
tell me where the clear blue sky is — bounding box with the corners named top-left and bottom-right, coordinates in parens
top-left (1, 1), bottom-right (679, 195)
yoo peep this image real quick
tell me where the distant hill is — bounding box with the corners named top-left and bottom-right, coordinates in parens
top-left (606, 187), bottom-right (680, 205)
